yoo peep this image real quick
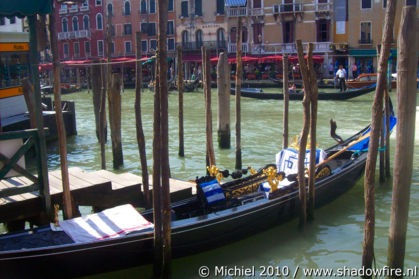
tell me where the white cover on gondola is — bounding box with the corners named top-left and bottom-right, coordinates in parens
top-left (57, 204), bottom-right (154, 243)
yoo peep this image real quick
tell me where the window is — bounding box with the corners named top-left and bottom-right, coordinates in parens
top-left (0, 17), bottom-right (4, 25)
top-left (150, 39), bottom-right (157, 50)
top-left (148, 23), bottom-right (156, 36)
top-left (124, 1), bottom-right (131, 15)
top-left (383, 0), bottom-right (387, 8)
top-left (141, 0), bottom-right (147, 13)
top-left (72, 17), bottom-right (79, 31)
top-left (182, 30), bottom-right (189, 46)
top-left (63, 43), bottom-right (69, 58)
top-left (150, 0), bottom-right (156, 13)
top-left (96, 14), bottom-right (103, 30)
top-left (181, 1), bottom-right (189, 17)
top-left (361, 0), bottom-right (372, 9)
top-left (167, 21), bottom-right (174, 35)
top-left (124, 23), bottom-right (132, 35)
top-left (217, 0), bottom-right (224, 14)
top-left (316, 19), bottom-right (329, 42)
top-left (125, 41), bottom-right (132, 53)
top-left (406, 0), bottom-right (417, 6)
top-left (141, 23), bottom-right (148, 34)
top-left (83, 15), bottom-right (89, 30)
top-left (111, 42), bottom-right (115, 54)
top-left (96, 0), bottom-right (102, 6)
top-left (168, 38), bottom-right (175, 50)
top-left (111, 25), bottom-right (115, 36)
top-left (230, 27), bottom-right (236, 43)
top-left (217, 28), bottom-right (226, 48)
top-left (98, 40), bottom-right (104, 56)
top-left (107, 3), bottom-right (113, 15)
top-left (282, 21), bottom-right (294, 43)
top-left (62, 18), bottom-right (68, 32)
top-left (82, 0), bottom-right (88, 7)
top-left (360, 22), bottom-right (372, 43)
top-left (85, 41), bottom-right (90, 55)
top-left (242, 27), bottom-right (248, 43)
top-left (10, 17), bottom-right (16, 24)
top-left (253, 0), bottom-right (261, 8)
top-left (195, 0), bottom-right (202, 16)
top-left (253, 23), bottom-right (263, 43)
top-left (168, 0), bottom-right (174, 11)
top-left (74, 42), bottom-right (80, 57)
top-left (141, 40), bottom-right (147, 53)
top-left (196, 30), bottom-right (203, 48)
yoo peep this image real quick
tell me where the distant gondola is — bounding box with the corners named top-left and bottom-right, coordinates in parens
top-left (231, 84), bottom-right (376, 101)
top-left (0, 112), bottom-right (396, 278)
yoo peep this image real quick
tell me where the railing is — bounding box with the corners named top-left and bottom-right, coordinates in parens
top-left (228, 42), bottom-right (249, 53)
top-left (249, 8), bottom-right (264, 16)
top-left (0, 129), bottom-right (45, 198)
top-left (280, 3), bottom-right (302, 13)
top-left (69, 6), bottom-right (78, 13)
top-left (359, 39), bottom-right (373, 44)
top-left (58, 30), bottom-right (91, 40)
top-left (315, 2), bottom-right (332, 12)
top-left (80, 5), bottom-right (89, 12)
top-left (179, 41), bottom-right (218, 50)
top-left (59, 8), bottom-right (68, 14)
top-left (253, 42), bottom-right (332, 54)
top-left (226, 7), bottom-right (248, 17)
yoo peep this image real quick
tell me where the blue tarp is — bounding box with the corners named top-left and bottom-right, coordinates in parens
top-left (0, 0), bottom-right (52, 17)
top-left (225, 0), bottom-right (247, 7)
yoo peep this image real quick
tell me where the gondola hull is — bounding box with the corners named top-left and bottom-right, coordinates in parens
top-left (0, 149), bottom-right (367, 278)
top-left (231, 85), bottom-right (376, 101)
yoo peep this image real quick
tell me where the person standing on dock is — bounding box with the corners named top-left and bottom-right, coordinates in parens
top-left (335, 65), bottom-right (347, 92)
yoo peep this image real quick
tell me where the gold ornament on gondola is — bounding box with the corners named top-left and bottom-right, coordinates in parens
top-left (262, 166), bottom-right (283, 192)
top-left (207, 165), bottom-right (223, 183)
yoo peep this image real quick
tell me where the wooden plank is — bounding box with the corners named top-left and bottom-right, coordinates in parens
top-left (93, 170), bottom-right (131, 189)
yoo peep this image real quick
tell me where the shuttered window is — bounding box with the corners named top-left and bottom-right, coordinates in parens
top-left (181, 1), bottom-right (188, 17)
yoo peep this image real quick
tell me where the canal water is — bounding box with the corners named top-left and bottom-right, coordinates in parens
top-left (57, 88), bottom-right (418, 278)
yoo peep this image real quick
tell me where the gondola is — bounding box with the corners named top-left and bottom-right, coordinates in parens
top-left (269, 77), bottom-right (336, 89)
top-left (231, 84), bottom-right (376, 101)
top-left (0, 114), bottom-right (396, 278)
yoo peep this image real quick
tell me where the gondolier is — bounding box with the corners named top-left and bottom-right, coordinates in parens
top-left (335, 65), bottom-right (347, 92)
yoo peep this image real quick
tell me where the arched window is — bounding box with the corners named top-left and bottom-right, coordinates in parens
top-left (72, 16), bottom-right (79, 31)
top-left (96, 13), bottom-right (103, 30)
top-left (62, 18), bottom-right (68, 32)
top-left (83, 15), bottom-right (89, 30)
top-left (107, 3), bottom-right (113, 15)
top-left (217, 28), bottom-right (225, 47)
top-left (182, 30), bottom-right (189, 47)
top-left (140, 0), bottom-right (147, 13)
top-left (124, 1), bottom-right (131, 15)
top-left (195, 30), bottom-right (203, 48)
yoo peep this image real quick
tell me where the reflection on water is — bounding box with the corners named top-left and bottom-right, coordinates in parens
top-left (57, 89), bottom-right (418, 278)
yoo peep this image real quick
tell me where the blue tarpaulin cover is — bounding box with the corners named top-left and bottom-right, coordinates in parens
top-left (225, 0), bottom-right (247, 7)
top-left (0, 0), bottom-right (52, 17)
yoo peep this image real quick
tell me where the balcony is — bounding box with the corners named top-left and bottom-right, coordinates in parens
top-left (228, 42), bottom-right (249, 53)
top-left (179, 41), bottom-right (218, 51)
top-left (80, 5), bottom-right (89, 12)
top-left (69, 6), bottom-right (78, 13)
top-left (58, 30), bottom-right (91, 40)
top-left (252, 42), bottom-right (332, 54)
top-left (359, 39), bottom-right (373, 45)
top-left (226, 7), bottom-right (248, 17)
top-left (249, 8), bottom-right (263, 16)
top-left (280, 3), bottom-right (302, 13)
top-left (59, 8), bottom-right (68, 14)
top-left (315, 2), bottom-right (332, 18)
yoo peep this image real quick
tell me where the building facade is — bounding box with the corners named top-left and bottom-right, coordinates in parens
top-left (0, 16), bottom-right (23, 33)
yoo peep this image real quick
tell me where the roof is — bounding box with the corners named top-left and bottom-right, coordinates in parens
top-left (0, 0), bottom-right (52, 18)
top-left (225, 0), bottom-right (247, 7)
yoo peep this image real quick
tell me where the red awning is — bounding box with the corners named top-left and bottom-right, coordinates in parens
top-left (211, 56), bottom-right (259, 64)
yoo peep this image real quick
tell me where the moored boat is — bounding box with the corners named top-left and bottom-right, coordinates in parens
top-left (0, 113), bottom-right (397, 278)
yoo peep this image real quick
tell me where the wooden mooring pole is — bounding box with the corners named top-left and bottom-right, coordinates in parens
top-left (282, 54), bottom-right (289, 149)
top-left (376, 44), bottom-right (386, 183)
top-left (217, 52), bottom-right (231, 149)
top-left (235, 17), bottom-right (243, 170)
top-left (135, 32), bottom-right (150, 207)
top-left (296, 40), bottom-right (311, 229)
top-left (99, 63), bottom-right (107, 169)
top-left (387, 6), bottom-right (417, 276)
top-left (49, 10), bottom-right (74, 219)
top-left (307, 43), bottom-right (319, 222)
top-left (177, 45), bottom-right (185, 157)
top-left (91, 64), bottom-right (106, 142)
top-left (202, 46), bottom-right (216, 167)
top-left (106, 13), bottom-right (123, 169)
top-left (362, 0), bottom-right (396, 274)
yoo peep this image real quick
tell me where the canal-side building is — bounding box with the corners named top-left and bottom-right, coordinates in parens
top-left (176, 0), bottom-right (228, 79)
top-left (104, 0), bottom-right (176, 58)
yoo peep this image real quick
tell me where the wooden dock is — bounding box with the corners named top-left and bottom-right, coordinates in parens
top-left (0, 167), bottom-right (196, 225)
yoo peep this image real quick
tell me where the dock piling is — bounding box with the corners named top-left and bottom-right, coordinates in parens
top-left (217, 52), bottom-right (231, 149)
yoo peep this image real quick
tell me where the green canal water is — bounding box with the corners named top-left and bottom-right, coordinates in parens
top-left (57, 88), bottom-right (419, 278)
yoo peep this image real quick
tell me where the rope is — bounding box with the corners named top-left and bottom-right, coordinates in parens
top-left (352, 146), bottom-right (386, 157)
